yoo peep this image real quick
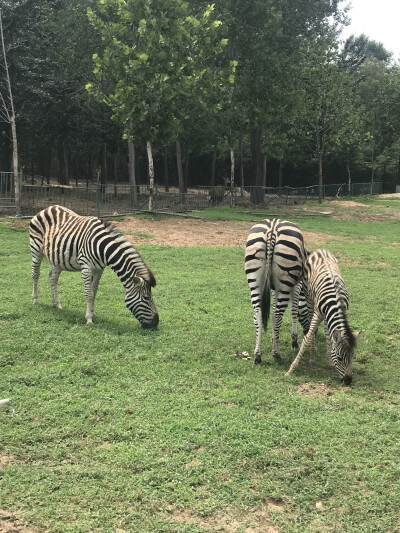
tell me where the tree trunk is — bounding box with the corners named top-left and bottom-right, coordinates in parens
top-left (210, 148), bottom-right (217, 187)
top-left (230, 147), bottom-right (235, 208)
top-left (371, 141), bottom-right (375, 195)
top-left (163, 148), bottom-right (169, 192)
top-left (250, 127), bottom-right (264, 204)
top-left (128, 140), bottom-right (137, 209)
top-left (240, 138), bottom-right (244, 197)
top-left (147, 140), bottom-right (154, 212)
top-left (346, 150), bottom-right (351, 196)
top-left (262, 154), bottom-right (267, 188)
top-left (10, 116), bottom-right (19, 212)
top-left (278, 159), bottom-right (283, 189)
top-left (176, 139), bottom-right (184, 204)
top-left (184, 144), bottom-right (189, 193)
top-left (100, 141), bottom-right (107, 191)
top-left (318, 153), bottom-right (323, 204)
top-left (59, 134), bottom-right (69, 186)
top-left (0, 9), bottom-right (19, 213)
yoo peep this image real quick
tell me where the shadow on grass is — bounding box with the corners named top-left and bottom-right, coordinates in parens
top-left (32, 303), bottom-right (161, 337)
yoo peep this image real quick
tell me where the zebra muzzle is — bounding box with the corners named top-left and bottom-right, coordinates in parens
top-left (342, 375), bottom-right (352, 386)
top-left (140, 314), bottom-right (159, 329)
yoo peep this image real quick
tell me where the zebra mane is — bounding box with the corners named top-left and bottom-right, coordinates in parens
top-left (341, 320), bottom-right (356, 348)
top-left (101, 219), bottom-right (156, 287)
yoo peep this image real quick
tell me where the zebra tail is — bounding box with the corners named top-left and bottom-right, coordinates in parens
top-left (261, 237), bottom-right (274, 331)
top-left (261, 281), bottom-right (270, 331)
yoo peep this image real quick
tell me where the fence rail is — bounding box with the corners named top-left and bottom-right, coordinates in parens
top-left (0, 172), bottom-right (384, 217)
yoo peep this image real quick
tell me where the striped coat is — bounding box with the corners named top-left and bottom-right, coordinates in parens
top-left (29, 205), bottom-right (158, 328)
top-left (285, 249), bottom-right (363, 384)
top-left (245, 218), bottom-right (309, 364)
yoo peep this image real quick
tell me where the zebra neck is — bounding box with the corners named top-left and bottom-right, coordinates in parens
top-left (103, 237), bottom-right (148, 288)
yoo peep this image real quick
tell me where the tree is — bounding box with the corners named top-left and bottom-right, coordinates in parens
top-left (295, 36), bottom-right (361, 202)
top-left (213, 0), bottom-right (345, 203)
top-left (0, 6), bottom-right (19, 212)
top-left (88, 0), bottom-right (234, 210)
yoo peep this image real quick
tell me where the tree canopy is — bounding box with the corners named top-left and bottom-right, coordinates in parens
top-left (2, 0), bottom-right (400, 195)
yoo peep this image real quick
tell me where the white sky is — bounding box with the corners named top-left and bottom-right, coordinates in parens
top-left (340, 0), bottom-right (400, 60)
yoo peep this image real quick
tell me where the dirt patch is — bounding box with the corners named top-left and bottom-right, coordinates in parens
top-left (0, 510), bottom-right (40, 533)
top-left (0, 220), bottom-right (29, 231)
top-left (296, 383), bottom-right (342, 398)
top-left (114, 218), bottom-right (340, 249)
top-left (330, 200), bottom-right (367, 208)
top-left (168, 507), bottom-right (278, 532)
top-left (0, 454), bottom-right (17, 469)
top-left (378, 193), bottom-right (400, 199)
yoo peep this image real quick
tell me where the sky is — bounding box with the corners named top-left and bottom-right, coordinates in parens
top-left (340, 0), bottom-right (400, 59)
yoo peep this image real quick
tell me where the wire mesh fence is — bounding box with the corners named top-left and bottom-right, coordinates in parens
top-left (0, 172), bottom-right (385, 217)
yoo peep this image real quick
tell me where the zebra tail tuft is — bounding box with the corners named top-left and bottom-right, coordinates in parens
top-left (262, 283), bottom-right (270, 331)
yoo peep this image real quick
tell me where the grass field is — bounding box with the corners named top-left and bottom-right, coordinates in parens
top-left (1, 202), bottom-right (400, 532)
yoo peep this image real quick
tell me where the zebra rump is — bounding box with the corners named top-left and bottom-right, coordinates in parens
top-left (29, 205), bottom-right (159, 328)
top-left (245, 218), bottom-right (309, 364)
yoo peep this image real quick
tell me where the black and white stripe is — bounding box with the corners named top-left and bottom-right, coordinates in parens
top-left (285, 249), bottom-right (363, 384)
top-left (29, 205), bottom-right (159, 328)
top-left (245, 218), bottom-right (309, 364)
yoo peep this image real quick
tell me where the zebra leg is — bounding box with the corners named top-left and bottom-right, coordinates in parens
top-left (290, 283), bottom-right (302, 349)
top-left (324, 320), bottom-right (335, 367)
top-left (91, 270), bottom-right (103, 318)
top-left (49, 266), bottom-right (63, 310)
top-left (272, 290), bottom-right (291, 362)
top-left (81, 267), bottom-right (96, 325)
top-left (285, 313), bottom-right (322, 376)
top-left (31, 252), bottom-right (43, 305)
top-left (253, 307), bottom-right (263, 364)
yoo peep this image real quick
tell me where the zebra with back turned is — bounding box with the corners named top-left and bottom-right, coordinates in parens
top-left (285, 249), bottom-right (363, 384)
top-left (29, 205), bottom-right (159, 328)
top-left (245, 218), bottom-right (309, 364)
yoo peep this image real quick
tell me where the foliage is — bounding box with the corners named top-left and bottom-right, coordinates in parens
top-left (87, 0), bottom-right (235, 146)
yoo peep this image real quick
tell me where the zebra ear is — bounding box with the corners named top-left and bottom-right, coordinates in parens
top-left (353, 330), bottom-right (364, 343)
top-left (332, 329), bottom-right (341, 344)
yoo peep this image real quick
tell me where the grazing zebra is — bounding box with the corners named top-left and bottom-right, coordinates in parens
top-left (245, 218), bottom-right (309, 364)
top-left (285, 249), bottom-right (363, 384)
top-left (29, 205), bottom-right (159, 328)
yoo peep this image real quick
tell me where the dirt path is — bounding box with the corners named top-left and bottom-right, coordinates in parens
top-left (114, 217), bottom-right (340, 248)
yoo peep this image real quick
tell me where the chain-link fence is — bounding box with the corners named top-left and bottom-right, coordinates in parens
top-left (0, 172), bottom-right (384, 217)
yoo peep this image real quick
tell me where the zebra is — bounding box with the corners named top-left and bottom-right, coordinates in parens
top-left (285, 249), bottom-right (363, 384)
top-left (245, 218), bottom-right (309, 364)
top-left (29, 205), bottom-right (159, 328)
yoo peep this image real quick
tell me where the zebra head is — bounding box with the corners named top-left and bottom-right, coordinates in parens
top-left (125, 275), bottom-right (159, 329)
top-left (331, 329), bottom-right (364, 385)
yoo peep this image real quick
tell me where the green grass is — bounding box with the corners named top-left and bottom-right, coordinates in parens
top-left (0, 211), bottom-right (400, 532)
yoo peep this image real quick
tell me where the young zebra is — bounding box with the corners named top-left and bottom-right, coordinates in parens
top-left (245, 218), bottom-right (309, 364)
top-left (285, 249), bottom-right (363, 384)
top-left (29, 205), bottom-right (159, 328)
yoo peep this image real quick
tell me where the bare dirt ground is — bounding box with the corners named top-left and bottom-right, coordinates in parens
top-left (115, 218), bottom-right (341, 249)
top-left (111, 195), bottom-right (400, 248)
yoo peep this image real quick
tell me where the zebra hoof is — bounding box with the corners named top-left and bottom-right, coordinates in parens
top-left (292, 340), bottom-right (299, 349)
top-left (254, 354), bottom-right (262, 365)
top-left (273, 353), bottom-right (282, 364)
